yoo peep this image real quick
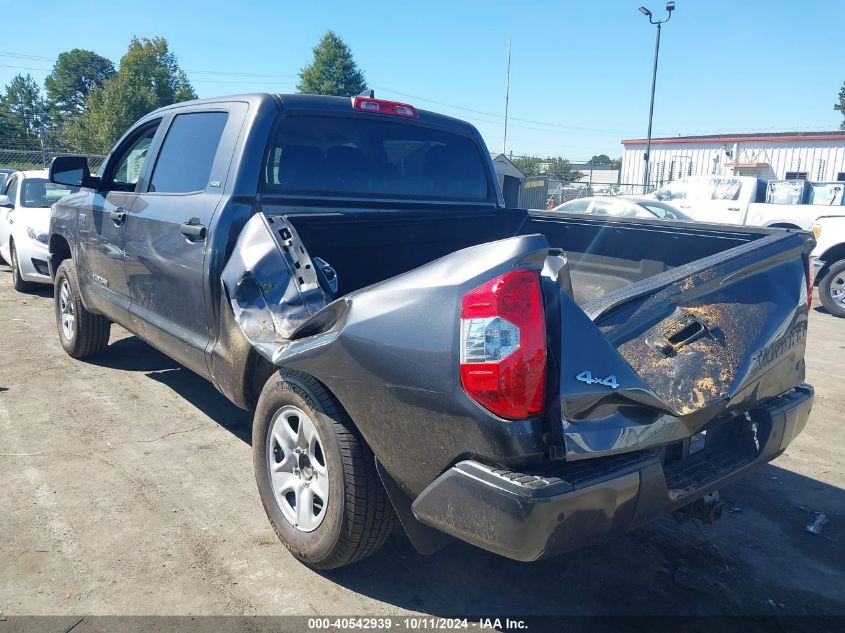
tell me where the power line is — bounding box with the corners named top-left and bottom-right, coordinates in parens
top-left (0, 50), bottom-right (632, 138)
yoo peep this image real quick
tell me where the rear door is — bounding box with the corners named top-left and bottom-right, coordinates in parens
top-left (124, 104), bottom-right (242, 376)
top-left (77, 121), bottom-right (163, 323)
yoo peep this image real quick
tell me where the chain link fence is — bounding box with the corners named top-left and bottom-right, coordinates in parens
top-left (543, 180), bottom-right (652, 208)
top-left (0, 148), bottom-right (106, 174)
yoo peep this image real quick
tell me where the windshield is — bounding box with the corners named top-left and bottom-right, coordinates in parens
top-left (21, 178), bottom-right (79, 208)
top-left (263, 115), bottom-right (492, 202)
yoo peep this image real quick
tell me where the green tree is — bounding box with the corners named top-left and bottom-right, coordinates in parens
top-left (512, 155), bottom-right (582, 182)
top-left (589, 154), bottom-right (611, 166)
top-left (511, 155), bottom-right (542, 176)
top-left (298, 30), bottom-right (367, 97)
top-left (45, 49), bottom-right (115, 125)
top-left (544, 157), bottom-right (583, 182)
top-left (66, 37), bottom-right (196, 153)
top-left (836, 81), bottom-right (845, 130)
top-left (610, 157), bottom-right (622, 170)
top-left (0, 74), bottom-right (47, 147)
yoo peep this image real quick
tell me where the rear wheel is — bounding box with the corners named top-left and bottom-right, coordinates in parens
top-left (819, 260), bottom-right (845, 318)
top-left (10, 242), bottom-right (32, 292)
top-left (253, 369), bottom-right (394, 569)
top-left (54, 260), bottom-right (111, 358)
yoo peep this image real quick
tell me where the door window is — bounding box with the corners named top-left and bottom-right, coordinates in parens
top-left (149, 112), bottom-right (229, 193)
top-left (108, 122), bottom-right (160, 190)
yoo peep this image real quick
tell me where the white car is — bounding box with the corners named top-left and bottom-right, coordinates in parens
top-left (811, 215), bottom-right (845, 318)
top-left (550, 196), bottom-right (692, 221)
top-left (0, 170), bottom-right (78, 291)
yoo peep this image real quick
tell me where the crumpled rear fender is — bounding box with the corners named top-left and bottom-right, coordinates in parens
top-left (221, 213), bottom-right (334, 363)
top-left (222, 211), bottom-right (552, 495)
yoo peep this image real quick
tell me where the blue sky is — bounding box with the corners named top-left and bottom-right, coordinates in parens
top-left (0, 0), bottom-right (842, 159)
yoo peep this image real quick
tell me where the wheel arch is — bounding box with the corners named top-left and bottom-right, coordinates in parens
top-left (816, 244), bottom-right (845, 283)
top-left (49, 233), bottom-right (72, 280)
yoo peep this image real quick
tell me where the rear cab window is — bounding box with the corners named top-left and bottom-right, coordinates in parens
top-left (262, 115), bottom-right (493, 202)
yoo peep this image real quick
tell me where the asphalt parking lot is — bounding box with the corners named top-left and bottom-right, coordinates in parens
top-left (1, 262), bottom-right (843, 618)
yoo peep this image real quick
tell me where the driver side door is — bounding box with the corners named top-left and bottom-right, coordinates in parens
top-left (77, 120), bottom-right (163, 325)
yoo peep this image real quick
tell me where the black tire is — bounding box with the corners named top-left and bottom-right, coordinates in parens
top-left (818, 259), bottom-right (845, 318)
top-left (10, 242), bottom-right (32, 293)
top-left (253, 369), bottom-right (394, 569)
top-left (54, 260), bottom-right (111, 358)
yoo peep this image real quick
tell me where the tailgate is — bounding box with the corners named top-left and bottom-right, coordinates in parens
top-left (557, 231), bottom-right (814, 459)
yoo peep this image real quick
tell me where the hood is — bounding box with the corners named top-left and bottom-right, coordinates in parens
top-left (19, 207), bottom-right (51, 235)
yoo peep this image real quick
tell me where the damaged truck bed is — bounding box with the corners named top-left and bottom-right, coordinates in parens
top-left (48, 93), bottom-right (815, 568)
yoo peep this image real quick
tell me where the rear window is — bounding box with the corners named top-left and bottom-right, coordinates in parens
top-left (263, 115), bottom-right (492, 202)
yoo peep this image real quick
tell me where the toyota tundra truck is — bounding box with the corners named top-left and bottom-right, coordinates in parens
top-left (47, 93), bottom-right (815, 569)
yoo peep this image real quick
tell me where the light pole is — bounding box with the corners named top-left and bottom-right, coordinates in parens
top-left (639, 1), bottom-right (675, 193)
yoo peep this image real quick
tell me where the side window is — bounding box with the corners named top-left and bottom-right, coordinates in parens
top-left (149, 112), bottom-right (229, 193)
top-left (108, 122), bottom-right (160, 190)
top-left (591, 200), bottom-right (624, 216)
top-left (562, 199), bottom-right (591, 213)
top-left (5, 176), bottom-right (18, 204)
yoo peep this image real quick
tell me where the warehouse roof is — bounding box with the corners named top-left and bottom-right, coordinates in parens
top-left (622, 131), bottom-right (845, 145)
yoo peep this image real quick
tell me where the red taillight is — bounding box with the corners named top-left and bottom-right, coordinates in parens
top-left (352, 97), bottom-right (418, 118)
top-left (460, 270), bottom-right (547, 420)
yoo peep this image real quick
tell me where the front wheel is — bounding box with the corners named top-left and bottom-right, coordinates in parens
top-left (253, 370), bottom-right (394, 569)
top-left (10, 243), bottom-right (32, 293)
top-left (54, 260), bottom-right (111, 357)
top-left (819, 260), bottom-right (845, 318)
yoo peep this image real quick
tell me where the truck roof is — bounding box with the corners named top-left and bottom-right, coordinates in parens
top-left (145, 92), bottom-right (478, 134)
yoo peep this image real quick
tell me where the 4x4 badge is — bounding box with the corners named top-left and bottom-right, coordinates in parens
top-left (576, 370), bottom-right (619, 389)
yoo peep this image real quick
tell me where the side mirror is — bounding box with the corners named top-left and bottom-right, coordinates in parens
top-left (0, 194), bottom-right (12, 208)
top-left (50, 155), bottom-right (98, 189)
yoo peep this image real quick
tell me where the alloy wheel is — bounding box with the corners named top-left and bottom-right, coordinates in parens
top-left (267, 405), bottom-right (329, 532)
top-left (59, 279), bottom-right (75, 341)
top-left (830, 271), bottom-right (845, 306)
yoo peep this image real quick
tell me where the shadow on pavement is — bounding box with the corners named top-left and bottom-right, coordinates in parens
top-left (322, 463), bottom-right (844, 618)
top-left (75, 330), bottom-right (845, 618)
top-left (88, 335), bottom-right (252, 444)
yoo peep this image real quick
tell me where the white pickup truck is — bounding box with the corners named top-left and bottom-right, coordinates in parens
top-left (650, 175), bottom-right (844, 230)
top-left (811, 215), bottom-right (845, 317)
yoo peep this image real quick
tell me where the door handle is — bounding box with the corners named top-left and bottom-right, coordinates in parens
top-left (727, 207), bottom-right (740, 211)
top-left (180, 220), bottom-right (206, 240)
top-left (110, 208), bottom-right (127, 225)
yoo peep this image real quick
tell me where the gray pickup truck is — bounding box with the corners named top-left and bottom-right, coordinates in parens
top-left (47, 93), bottom-right (815, 569)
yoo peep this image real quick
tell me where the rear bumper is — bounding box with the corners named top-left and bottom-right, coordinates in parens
top-left (412, 384), bottom-right (813, 561)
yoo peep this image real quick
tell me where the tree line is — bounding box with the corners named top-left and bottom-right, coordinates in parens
top-left (0, 38), bottom-right (195, 154)
top-left (0, 30), bottom-right (367, 156)
top-left (510, 154), bottom-right (622, 182)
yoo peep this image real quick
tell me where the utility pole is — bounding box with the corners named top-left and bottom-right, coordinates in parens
top-left (639, 2), bottom-right (675, 193)
top-left (503, 37), bottom-right (511, 155)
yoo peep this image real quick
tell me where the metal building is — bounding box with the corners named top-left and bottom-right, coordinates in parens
top-left (490, 153), bottom-right (526, 206)
top-left (620, 131), bottom-right (845, 192)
